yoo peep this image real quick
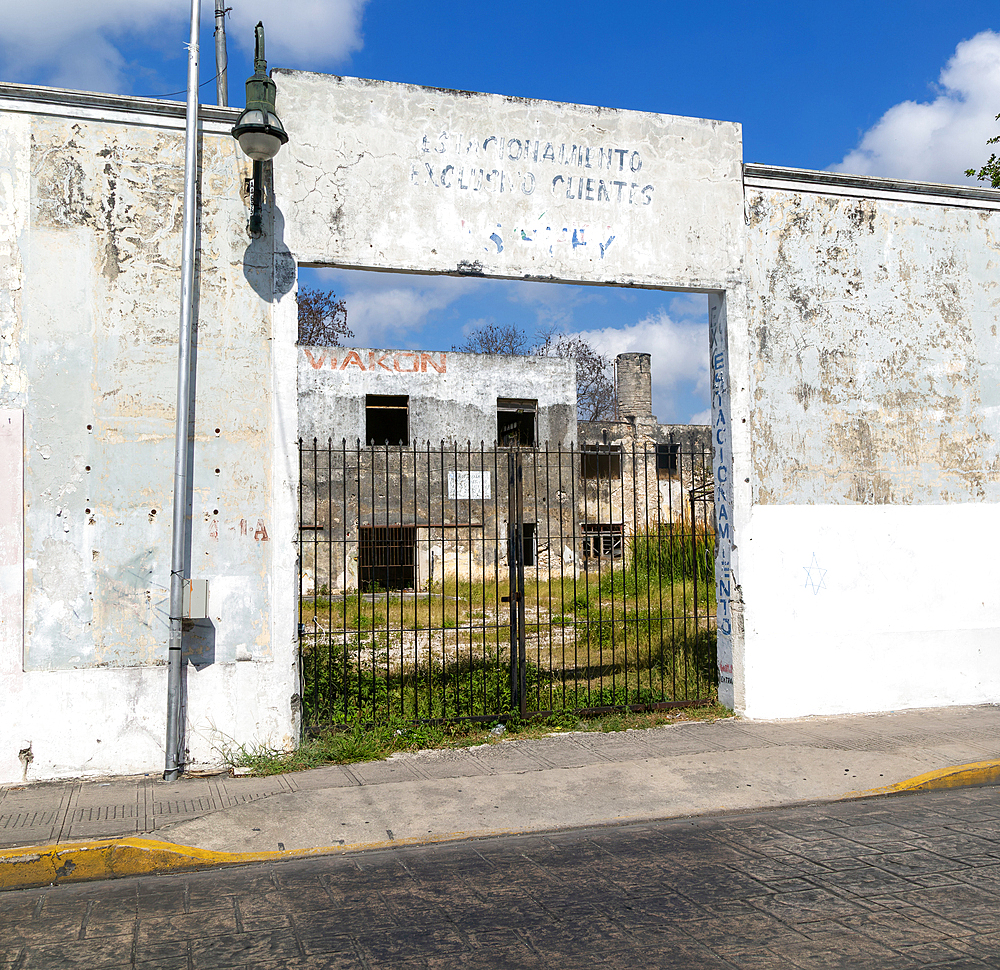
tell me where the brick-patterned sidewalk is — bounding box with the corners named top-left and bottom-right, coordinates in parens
top-left (3, 704), bottom-right (999, 854)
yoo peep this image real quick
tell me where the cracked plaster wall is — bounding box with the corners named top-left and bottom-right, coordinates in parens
top-left (273, 72), bottom-right (744, 289)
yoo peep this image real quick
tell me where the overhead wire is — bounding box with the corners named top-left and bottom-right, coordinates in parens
top-left (137, 71), bottom-right (220, 101)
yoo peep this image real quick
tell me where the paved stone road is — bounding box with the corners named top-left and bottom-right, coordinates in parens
top-left (3, 786), bottom-right (1000, 969)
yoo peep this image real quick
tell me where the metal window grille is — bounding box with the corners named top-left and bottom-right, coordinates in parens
top-left (581, 522), bottom-right (624, 559)
top-left (580, 444), bottom-right (622, 479)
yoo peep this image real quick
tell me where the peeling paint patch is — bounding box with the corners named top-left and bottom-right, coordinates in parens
top-left (747, 187), bottom-right (1000, 505)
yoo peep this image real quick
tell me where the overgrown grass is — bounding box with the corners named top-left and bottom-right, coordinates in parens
top-left (217, 701), bottom-right (734, 777)
top-left (299, 524), bottom-right (719, 727)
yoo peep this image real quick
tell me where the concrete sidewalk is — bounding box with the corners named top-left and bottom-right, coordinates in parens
top-left (2, 704), bottom-right (999, 879)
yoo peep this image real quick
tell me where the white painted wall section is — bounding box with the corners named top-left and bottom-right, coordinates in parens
top-left (740, 504), bottom-right (1000, 718)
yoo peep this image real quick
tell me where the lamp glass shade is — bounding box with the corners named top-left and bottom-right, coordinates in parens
top-left (232, 106), bottom-right (288, 161)
top-left (237, 128), bottom-right (283, 161)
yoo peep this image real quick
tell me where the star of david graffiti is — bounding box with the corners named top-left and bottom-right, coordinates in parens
top-left (803, 553), bottom-right (827, 595)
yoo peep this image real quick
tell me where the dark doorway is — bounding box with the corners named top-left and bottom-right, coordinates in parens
top-left (359, 526), bottom-right (416, 590)
top-left (522, 522), bottom-right (536, 567)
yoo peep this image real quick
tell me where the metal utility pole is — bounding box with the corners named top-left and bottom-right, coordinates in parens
top-left (214, 0), bottom-right (229, 107)
top-left (164, 0), bottom-right (201, 781)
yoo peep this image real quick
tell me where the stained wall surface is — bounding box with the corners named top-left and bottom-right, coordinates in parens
top-left (7, 71), bottom-right (1000, 783)
top-left (0, 90), bottom-right (297, 782)
top-left (273, 73), bottom-right (745, 290)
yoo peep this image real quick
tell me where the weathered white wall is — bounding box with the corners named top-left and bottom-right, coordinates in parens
top-left (273, 73), bottom-right (744, 290)
top-left (298, 346), bottom-right (576, 446)
top-left (0, 89), bottom-right (297, 782)
top-left (7, 69), bottom-right (1000, 785)
top-left (740, 171), bottom-right (1000, 718)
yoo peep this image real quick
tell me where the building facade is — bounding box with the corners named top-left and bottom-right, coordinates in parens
top-left (2, 72), bottom-right (1000, 782)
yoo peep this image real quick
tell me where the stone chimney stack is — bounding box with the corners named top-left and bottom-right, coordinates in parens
top-left (616, 353), bottom-right (655, 424)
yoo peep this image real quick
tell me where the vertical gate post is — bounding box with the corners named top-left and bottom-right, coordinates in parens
top-left (506, 447), bottom-right (527, 718)
top-left (507, 451), bottom-right (517, 711)
top-left (690, 477), bottom-right (699, 641)
top-left (515, 448), bottom-right (526, 719)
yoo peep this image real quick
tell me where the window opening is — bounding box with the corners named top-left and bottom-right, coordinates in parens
top-left (580, 444), bottom-right (622, 480)
top-left (366, 394), bottom-right (409, 445)
top-left (521, 522), bottom-right (537, 567)
top-left (497, 398), bottom-right (537, 446)
top-left (359, 525), bottom-right (416, 590)
top-left (656, 442), bottom-right (680, 478)
top-left (581, 522), bottom-right (624, 559)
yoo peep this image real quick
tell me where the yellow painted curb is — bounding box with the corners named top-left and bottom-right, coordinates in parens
top-left (0, 828), bottom-right (518, 892)
top-left (851, 760), bottom-right (1000, 798)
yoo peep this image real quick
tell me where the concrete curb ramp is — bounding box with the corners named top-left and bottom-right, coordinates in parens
top-left (854, 759), bottom-right (1000, 796)
top-left (3, 759), bottom-right (998, 893)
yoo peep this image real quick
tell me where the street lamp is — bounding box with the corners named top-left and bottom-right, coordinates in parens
top-left (232, 22), bottom-right (288, 234)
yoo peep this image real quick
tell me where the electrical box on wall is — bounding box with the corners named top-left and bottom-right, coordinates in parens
top-left (181, 579), bottom-right (210, 619)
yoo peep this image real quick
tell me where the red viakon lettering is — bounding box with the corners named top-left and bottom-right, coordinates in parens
top-left (420, 352), bottom-right (447, 373)
top-left (368, 351), bottom-right (392, 372)
top-left (340, 350), bottom-right (365, 370)
top-left (302, 348), bottom-right (326, 369)
top-left (394, 352), bottom-right (420, 372)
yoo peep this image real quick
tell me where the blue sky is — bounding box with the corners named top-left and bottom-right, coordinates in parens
top-left (3, 2), bottom-right (998, 422)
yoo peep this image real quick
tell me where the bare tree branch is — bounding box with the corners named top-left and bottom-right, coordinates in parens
top-left (452, 323), bottom-right (532, 356)
top-left (297, 286), bottom-right (354, 346)
top-left (534, 328), bottom-right (616, 422)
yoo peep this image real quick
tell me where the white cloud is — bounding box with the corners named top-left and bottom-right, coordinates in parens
top-left (572, 308), bottom-right (710, 424)
top-left (312, 269), bottom-right (485, 348)
top-left (308, 270), bottom-right (711, 423)
top-left (0, 0), bottom-right (369, 94)
top-left (504, 279), bottom-right (606, 330)
top-left (227, 1), bottom-right (368, 64)
top-left (832, 31), bottom-right (1000, 185)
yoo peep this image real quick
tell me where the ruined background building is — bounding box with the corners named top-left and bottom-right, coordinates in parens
top-left (298, 347), bottom-right (710, 594)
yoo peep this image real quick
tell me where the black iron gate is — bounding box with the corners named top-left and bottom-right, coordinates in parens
top-left (298, 439), bottom-right (717, 727)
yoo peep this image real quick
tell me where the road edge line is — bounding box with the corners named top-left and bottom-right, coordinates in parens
top-left (0, 829), bottom-right (518, 892)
